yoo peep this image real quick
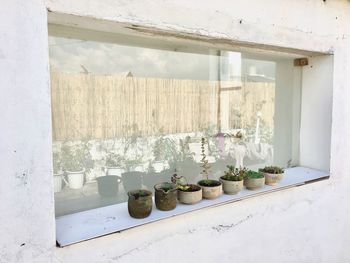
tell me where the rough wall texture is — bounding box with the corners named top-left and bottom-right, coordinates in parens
top-left (0, 0), bottom-right (55, 262)
top-left (1, 0), bottom-right (350, 262)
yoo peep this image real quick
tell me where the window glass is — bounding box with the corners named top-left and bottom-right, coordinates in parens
top-left (50, 28), bottom-right (299, 216)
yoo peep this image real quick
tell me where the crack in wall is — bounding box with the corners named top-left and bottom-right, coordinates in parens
top-left (111, 228), bottom-right (196, 261)
top-left (211, 214), bottom-right (253, 233)
top-left (111, 214), bottom-right (255, 261)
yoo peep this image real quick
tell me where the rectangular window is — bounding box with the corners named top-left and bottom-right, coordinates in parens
top-left (49, 24), bottom-right (331, 246)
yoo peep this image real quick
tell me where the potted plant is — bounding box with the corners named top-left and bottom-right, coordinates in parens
top-left (96, 152), bottom-right (124, 197)
top-left (259, 166), bottom-right (284, 186)
top-left (53, 151), bottom-right (64, 193)
top-left (125, 158), bottom-right (144, 172)
top-left (61, 142), bottom-right (94, 190)
top-left (220, 165), bottom-right (247, 195)
top-left (127, 189), bottom-right (153, 219)
top-left (244, 170), bottom-right (265, 190)
top-left (105, 152), bottom-right (125, 177)
top-left (171, 173), bottom-right (202, 205)
top-left (154, 182), bottom-right (177, 211)
top-left (197, 138), bottom-right (222, 199)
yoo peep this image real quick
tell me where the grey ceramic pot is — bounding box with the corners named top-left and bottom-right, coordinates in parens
top-left (154, 182), bottom-right (177, 211)
top-left (127, 189), bottom-right (152, 219)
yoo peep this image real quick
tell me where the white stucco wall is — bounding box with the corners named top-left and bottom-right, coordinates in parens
top-left (1, 0), bottom-right (350, 262)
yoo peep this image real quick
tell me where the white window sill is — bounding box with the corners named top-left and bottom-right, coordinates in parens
top-left (56, 166), bottom-right (329, 247)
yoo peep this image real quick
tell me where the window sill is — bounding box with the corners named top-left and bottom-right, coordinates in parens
top-left (56, 166), bottom-right (329, 247)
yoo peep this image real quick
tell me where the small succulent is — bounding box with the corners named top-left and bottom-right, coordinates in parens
top-left (137, 190), bottom-right (148, 197)
top-left (131, 190), bottom-right (150, 198)
top-left (171, 172), bottom-right (190, 191)
top-left (222, 165), bottom-right (247, 181)
top-left (259, 166), bottom-right (284, 174)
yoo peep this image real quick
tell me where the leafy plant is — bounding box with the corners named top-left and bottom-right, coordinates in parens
top-left (122, 123), bottom-right (143, 160)
top-left (105, 152), bottom-right (124, 167)
top-left (178, 136), bottom-right (193, 161)
top-left (153, 137), bottom-right (178, 162)
top-left (171, 172), bottom-right (190, 191)
top-left (222, 165), bottom-right (247, 181)
top-left (153, 137), bottom-right (166, 161)
top-left (124, 157), bottom-right (143, 171)
top-left (200, 137), bottom-right (211, 182)
top-left (246, 170), bottom-right (264, 179)
top-left (61, 142), bottom-right (94, 173)
top-left (259, 166), bottom-right (284, 174)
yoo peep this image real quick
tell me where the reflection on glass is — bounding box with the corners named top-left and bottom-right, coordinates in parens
top-left (50, 29), bottom-right (295, 216)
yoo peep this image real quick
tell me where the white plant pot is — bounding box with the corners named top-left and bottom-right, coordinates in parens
top-left (107, 167), bottom-right (125, 177)
top-left (53, 173), bottom-right (64, 193)
top-left (134, 165), bottom-right (144, 172)
top-left (152, 161), bottom-right (166, 173)
top-left (66, 170), bottom-right (85, 189)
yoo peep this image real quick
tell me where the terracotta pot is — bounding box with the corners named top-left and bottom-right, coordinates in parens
top-left (197, 180), bottom-right (222, 199)
top-left (244, 177), bottom-right (265, 190)
top-left (127, 190), bottom-right (152, 219)
top-left (177, 184), bottom-right (202, 204)
top-left (219, 177), bottom-right (243, 195)
top-left (263, 172), bottom-right (284, 186)
top-left (154, 182), bottom-right (177, 211)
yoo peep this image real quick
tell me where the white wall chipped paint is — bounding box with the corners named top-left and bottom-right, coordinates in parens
top-left (1, 0), bottom-right (350, 262)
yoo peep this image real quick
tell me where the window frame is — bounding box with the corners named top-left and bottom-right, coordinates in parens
top-left (48, 19), bottom-right (333, 247)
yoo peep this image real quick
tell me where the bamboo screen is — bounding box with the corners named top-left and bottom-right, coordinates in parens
top-left (51, 71), bottom-right (274, 141)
